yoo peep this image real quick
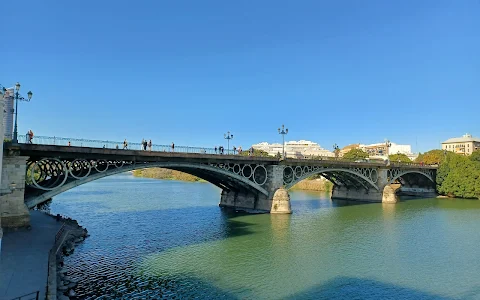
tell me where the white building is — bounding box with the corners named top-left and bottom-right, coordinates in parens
top-left (359, 142), bottom-right (417, 161)
top-left (252, 140), bottom-right (334, 158)
top-left (2, 88), bottom-right (14, 140)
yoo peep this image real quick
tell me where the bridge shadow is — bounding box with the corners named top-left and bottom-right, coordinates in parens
top-left (286, 276), bottom-right (452, 300)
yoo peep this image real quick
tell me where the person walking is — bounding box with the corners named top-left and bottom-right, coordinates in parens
top-left (68, 141), bottom-right (71, 146)
top-left (28, 130), bottom-right (34, 144)
top-left (171, 142), bottom-right (175, 152)
top-left (233, 146), bottom-right (236, 154)
top-left (143, 139), bottom-right (148, 151)
top-left (141, 139), bottom-right (145, 150)
top-left (215, 146), bottom-right (217, 154)
top-left (148, 140), bottom-right (152, 151)
top-left (123, 139), bottom-right (128, 150)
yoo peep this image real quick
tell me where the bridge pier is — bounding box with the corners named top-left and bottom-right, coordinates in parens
top-left (0, 155), bottom-right (30, 228)
top-left (331, 186), bottom-right (384, 202)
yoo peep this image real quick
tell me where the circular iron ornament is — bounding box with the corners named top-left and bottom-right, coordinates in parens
top-left (303, 166), bottom-right (309, 175)
top-left (242, 164), bottom-right (253, 179)
top-left (294, 166), bottom-right (303, 179)
top-left (253, 165), bottom-right (268, 186)
top-left (233, 164), bottom-right (241, 174)
top-left (69, 159), bottom-right (92, 180)
top-left (370, 169), bottom-right (378, 183)
top-left (114, 161), bottom-right (124, 168)
top-left (93, 160), bottom-right (109, 172)
top-left (30, 158), bottom-right (69, 191)
top-left (283, 166), bottom-right (294, 184)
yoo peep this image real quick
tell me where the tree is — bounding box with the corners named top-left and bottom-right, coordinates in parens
top-left (342, 149), bottom-right (369, 161)
top-left (415, 150), bottom-right (446, 164)
top-left (437, 154), bottom-right (480, 198)
top-left (389, 153), bottom-right (411, 163)
top-left (239, 148), bottom-right (271, 157)
top-left (469, 150), bottom-right (480, 163)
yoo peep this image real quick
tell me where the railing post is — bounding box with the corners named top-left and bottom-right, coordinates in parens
top-left (53, 136), bottom-right (56, 145)
top-left (36, 290), bottom-right (40, 300)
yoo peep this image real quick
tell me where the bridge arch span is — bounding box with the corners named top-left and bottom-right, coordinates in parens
top-left (284, 167), bottom-right (380, 191)
top-left (387, 169), bottom-right (435, 185)
top-left (25, 162), bottom-right (269, 209)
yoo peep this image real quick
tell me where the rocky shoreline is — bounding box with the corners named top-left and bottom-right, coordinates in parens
top-left (40, 212), bottom-right (89, 300)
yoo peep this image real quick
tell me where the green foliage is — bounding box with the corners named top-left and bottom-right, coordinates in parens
top-left (469, 150), bottom-right (480, 163)
top-left (239, 149), bottom-right (271, 157)
top-left (389, 153), bottom-right (411, 163)
top-left (415, 150), bottom-right (446, 164)
top-left (437, 153), bottom-right (480, 199)
top-left (342, 149), bottom-right (369, 161)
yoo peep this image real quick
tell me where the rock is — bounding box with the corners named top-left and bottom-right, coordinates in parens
top-left (57, 295), bottom-right (70, 300)
top-left (68, 289), bottom-right (76, 297)
top-left (67, 282), bottom-right (77, 289)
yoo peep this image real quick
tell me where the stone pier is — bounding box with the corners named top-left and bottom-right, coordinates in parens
top-left (219, 165), bottom-right (291, 213)
top-left (0, 156), bottom-right (30, 228)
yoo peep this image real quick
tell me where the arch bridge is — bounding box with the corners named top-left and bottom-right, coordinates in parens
top-left (0, 144), bottom-right (437, 228)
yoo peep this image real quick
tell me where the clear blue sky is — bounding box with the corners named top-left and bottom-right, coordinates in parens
top-left (2, 0), bottom-right (478, 152)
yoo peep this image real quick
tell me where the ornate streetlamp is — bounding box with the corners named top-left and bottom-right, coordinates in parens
top-left (224, 131), bottom-right (233, 154)
top-left (333, 143), bottom-right (340, 159)
top-left (12, 82), bottom-right (33, 143)
top-left (384, 139), bottom-right (392, 157)
top-left (278, 124), bottom-right (288, 159)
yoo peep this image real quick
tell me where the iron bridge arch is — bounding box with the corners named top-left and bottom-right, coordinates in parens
top-left (25, 158), bottom-right (270, 209)
top-left (283, 165), bottom-right (380, 191)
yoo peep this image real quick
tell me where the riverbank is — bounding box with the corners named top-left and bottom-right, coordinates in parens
top-left (133, 168), bottom-right (333, 192)
top-left (291, 178), bottom-right (333, 192)
top-left (0, 211), bottom-right (62, 300)
top-left (0, 207), bottom-right (89, 300)
top-left (132, 168), bottom-right (204, 182)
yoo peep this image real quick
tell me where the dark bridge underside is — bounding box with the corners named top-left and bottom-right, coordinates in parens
top-left (166, 167), bottom-right (263, 195)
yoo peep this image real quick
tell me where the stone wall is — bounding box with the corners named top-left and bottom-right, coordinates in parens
top-left (0, 156), bottom-right (30, 228)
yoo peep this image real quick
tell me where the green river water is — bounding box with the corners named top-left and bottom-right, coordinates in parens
top-left (50, 173), bottom-right (480, 299)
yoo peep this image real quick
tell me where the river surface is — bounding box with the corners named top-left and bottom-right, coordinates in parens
top-left (49, 173), bottom-right (480, 299)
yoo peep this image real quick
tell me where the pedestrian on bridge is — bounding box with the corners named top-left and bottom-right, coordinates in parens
top-left (171, 142), bottom-right (175, 152)
top-left (141, 139), bottom-right (145, 150)
top-left (143, 140), bottom-right (148, 151)
top-left (123, 139), bottom-right (128, 150)
top-left (215, 146), bottom-right (217, 154)
top-left (148, 140), bottom-right (152, 151)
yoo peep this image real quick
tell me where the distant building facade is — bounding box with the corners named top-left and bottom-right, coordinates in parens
top-left (252, 140), bottom-right (334, 158)
top-left (2, 88), bottom-right (14, 140)
top-left (341, 142), bottom-right (417, 161)
top-left (442, 134), bottom-right (480, 156)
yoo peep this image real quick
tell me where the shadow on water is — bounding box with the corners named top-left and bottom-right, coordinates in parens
top-left (71, 273), bottom-right (240, 299)
top-left (287, 276), bottom-right (452, 300)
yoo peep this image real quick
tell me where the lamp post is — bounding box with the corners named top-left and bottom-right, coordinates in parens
top-left (12, 82), bottom-right (33, 143)
top-left (384, 139), bottom-right (391, 157)
top-left (224, 131), bottom-right (233, 154)
top-left (333, 143), bottom-right (340, 160)
top-left (278, 124), bottom-right (288, 159)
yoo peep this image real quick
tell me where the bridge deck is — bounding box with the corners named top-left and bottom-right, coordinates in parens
top-left (5, 144), bottom-right (437, 169)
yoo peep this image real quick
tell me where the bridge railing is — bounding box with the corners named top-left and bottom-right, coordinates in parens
top-left (15, 135), bottom-right (436, 167)
top-left (17, 135), bottom-right (224, 155)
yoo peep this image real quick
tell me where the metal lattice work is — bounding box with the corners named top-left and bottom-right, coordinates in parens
top-left (283, 165), bottom-right (380, 191)
top-left (209, 163), bottom-right (268, 186)
top-left (387, 168), bottom-right (435, 184)
top-left (27, 158), bottom-right (135, 191)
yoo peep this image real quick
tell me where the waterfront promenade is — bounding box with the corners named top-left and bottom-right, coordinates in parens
top-left (0, 211), bottom-right (62, 300)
